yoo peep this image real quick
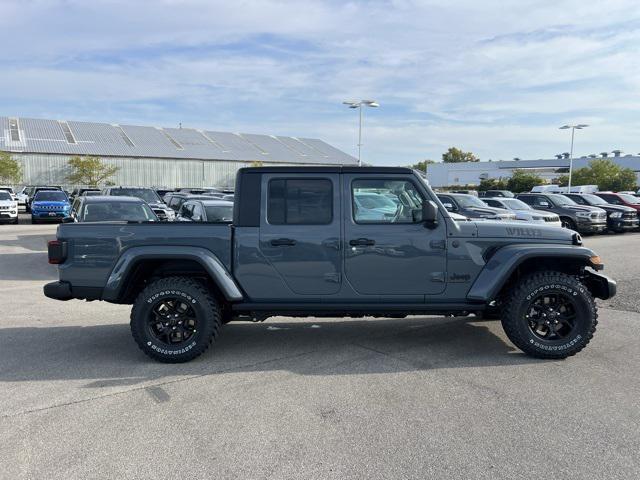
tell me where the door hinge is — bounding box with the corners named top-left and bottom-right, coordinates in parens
top-left (324, 273), bottom-right (341, 283)
top-left (430, 239), bottom-right (446, 250)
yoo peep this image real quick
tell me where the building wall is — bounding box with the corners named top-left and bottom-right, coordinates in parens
top-left (12, 153), bottom-right (300, 190)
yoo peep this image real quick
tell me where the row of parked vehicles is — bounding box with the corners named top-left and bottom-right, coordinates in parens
top-left (0, 185), bottom-right (234, 224)
top-left (435, 189), bottom-right (640, 234)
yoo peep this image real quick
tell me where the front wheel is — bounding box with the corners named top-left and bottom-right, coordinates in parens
top-left (501, 271), bottom-right (597, 359)
top-left (130, 276), bottom-right (221, 363)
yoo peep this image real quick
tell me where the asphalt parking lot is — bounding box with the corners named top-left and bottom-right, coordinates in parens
top-left (1, 214), bottom-right (639, 479)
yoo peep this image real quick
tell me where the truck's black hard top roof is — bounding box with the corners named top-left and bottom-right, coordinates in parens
top-left (239, 166), bottom-right (414, 174)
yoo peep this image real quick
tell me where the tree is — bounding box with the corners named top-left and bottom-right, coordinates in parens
top-left (567, 159), bottom-right (636, 191)
top-left (66, 156), bottom-right (118, 186)
top-left (442, 147), bottom-right (479, 163)
top-left (408, 159), bottom-right (435, 171)
top-left (478, 177), bottom-right (508, 192)
top-left (0, 151), bottom-right (22, 184)
top-left (506, 169), bottom-right (543, 193)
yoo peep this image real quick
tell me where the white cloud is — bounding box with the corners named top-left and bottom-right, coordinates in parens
top-left (0, 0), bottom-right (638, 164)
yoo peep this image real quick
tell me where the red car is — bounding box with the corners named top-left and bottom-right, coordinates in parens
top-left (594, 192), bottom-right (640, 215)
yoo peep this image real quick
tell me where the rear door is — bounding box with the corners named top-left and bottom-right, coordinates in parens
top-left (343, 173), bottom-right (447, 297)
top-left (258, 173), bottom-right (341, 296)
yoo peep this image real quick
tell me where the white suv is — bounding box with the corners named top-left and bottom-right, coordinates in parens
top-left (0, 190), bottom-right (19, 224)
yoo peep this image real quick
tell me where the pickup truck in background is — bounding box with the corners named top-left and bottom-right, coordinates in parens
top-left (44, 167), bottom-right (616, 363)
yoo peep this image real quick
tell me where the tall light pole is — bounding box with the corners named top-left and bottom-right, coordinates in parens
top-left (559, 124), bottom-right (588, 191)
top-left (343, 100), bottom-right (379, 166)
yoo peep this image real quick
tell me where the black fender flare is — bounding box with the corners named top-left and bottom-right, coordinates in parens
top-left (466, 244), bottom-right (598, 302)
top-left (102, 246), bottom-right (244, 302)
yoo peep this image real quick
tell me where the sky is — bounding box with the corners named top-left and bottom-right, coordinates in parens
top-left (0, 0), bottom-right (639, 165)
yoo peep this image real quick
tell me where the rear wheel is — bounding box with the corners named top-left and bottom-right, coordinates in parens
top-left (501, 271), bottom-right (597, 359)
top-left (130, 276), bottom-right (221, 363)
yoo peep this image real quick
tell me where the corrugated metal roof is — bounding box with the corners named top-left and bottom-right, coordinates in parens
top-left (0, 116), bottom-right (357, 165)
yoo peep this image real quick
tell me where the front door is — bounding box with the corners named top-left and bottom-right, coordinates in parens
top-left (343, 174), bottom-right (447, 297)
top-left (259, 173), bottom-right (342, 296)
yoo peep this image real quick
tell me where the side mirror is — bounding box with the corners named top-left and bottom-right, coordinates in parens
top-left (538, 201), bottom-right (550, 208)
top-left (422, 200), bottom-right (439, 228)
top-left (61, 217), bottom-right (74, 223)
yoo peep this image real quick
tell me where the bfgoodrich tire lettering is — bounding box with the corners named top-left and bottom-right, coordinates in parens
top-left (130, 276), bottom-right (221, 363)
top-left (501, 271), bottom-right (597, 359)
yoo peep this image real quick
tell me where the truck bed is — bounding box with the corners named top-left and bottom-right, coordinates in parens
top-left (56, 222), bottom-right (233, 294)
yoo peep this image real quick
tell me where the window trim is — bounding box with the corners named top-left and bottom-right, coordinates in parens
top-left (266, 177), bottom-right (334, 226)
top-left (351, 177), bottom-right (425, 225)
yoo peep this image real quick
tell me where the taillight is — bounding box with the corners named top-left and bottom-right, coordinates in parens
top-left (48, 240), bottom-right (67, 264)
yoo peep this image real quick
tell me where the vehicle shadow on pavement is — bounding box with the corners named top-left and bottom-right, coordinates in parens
top-left (0, 317), bottom-right (542, 386)
top-left (0, 253), bottom-right (57, 280)
top-left (0, 234), bottom-right (53, 252)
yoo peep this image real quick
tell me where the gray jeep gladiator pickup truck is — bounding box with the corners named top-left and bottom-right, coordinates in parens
top-left (44, 167), bottom-right (616, 363)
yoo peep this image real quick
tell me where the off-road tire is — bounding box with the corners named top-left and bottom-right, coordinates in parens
top-left (501, 271), bottom-right (597, 359)
top-left (130, 276), bottom-right (221, 363)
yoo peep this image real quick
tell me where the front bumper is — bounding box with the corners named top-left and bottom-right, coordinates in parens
top-left (609, 217), bottom-right (639, 231)
top-left (32, 211), bottom-right (71, 221)
top-left (576, 220), bottom-right (607, 233)
top-left (43, 281), bottom-right (73, 301)
top-left (0, 211), bottom-right (18, 221)
top-left (583, 271), bottom-right (617, 300)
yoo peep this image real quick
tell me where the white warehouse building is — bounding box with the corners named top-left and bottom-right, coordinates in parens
top-left (427, 155), bottom-right (640, 188)
top-left (0, 116), bottom-right (357, 189)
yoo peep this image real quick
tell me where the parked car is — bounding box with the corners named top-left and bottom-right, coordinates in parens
top-left (516, 193), bottom-right (607, 233)
top-left (0, 190), bottom-right (19, 224)
top-left (479, 190), bottom-right (515, 198)
top-left (594, 192), bottom-right (640, 217)
top-left (81, 190), bottom-right (102, 197)
top-left (564, 193), bottom-right (639, 233)
top-left (0, 186), bottom-right (16, 200)
top-left (436, 193), bottom-right (517, 220)
top-left (70, 196), bottom-right (159, 223)
top-left (69, 188), bottom-right (101, 201)
top-left (164, 192), bottom-right (220, 212)
top-left (482, 197), bottom-right (561, 226)
top-left (44, 166), bottom-right (616, 363)
top-left (30, 189), bottom-right (71, 224)
top-left (25, 185), bottom-right (63, 212)
top-left (15, 186), bottom-right (32, 208)
top-left (176, 199), bottom-right (234, 223)
top-left (101, 186), bottom-right (175, 221)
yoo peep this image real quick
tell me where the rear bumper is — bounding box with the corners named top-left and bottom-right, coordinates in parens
top-left (43, 281), bottom-right (73, 301)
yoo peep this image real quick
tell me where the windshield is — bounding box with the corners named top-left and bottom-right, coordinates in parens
top-left (34, 191), bottom-right (68, 202)
top-left (82, 202), bottom-right (156, 222)
top-left (548, 194), bottom-right (576, 206)
top-left (110, 188), bottom-right (161, 204)
top-left (204, 205), bottom-right (233, 222)
top-left (581, 194), bottom-right (607, 205)
top-left (0, 191), bottom-right (12, 201)
top-left (619, 193), bottom-right (640, 204)
top-left (0, 187), bottom-right (14, 194)
top-left (355, 193), bottom-right (398, 210)
top-left (455, 195), bottom-right (487, 208)
top-left (501, 198), bottom-right (531, 210)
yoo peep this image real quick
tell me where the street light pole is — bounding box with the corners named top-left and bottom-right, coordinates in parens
top-left (559, 124), bottom-right (589, 191)
top-left (343, 100), bottom-right (379, 166)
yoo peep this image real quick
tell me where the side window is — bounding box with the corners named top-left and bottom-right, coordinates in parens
top-left (192, 203), bottom-right (204, 221)
top-left (72, 199), bottom-right (81, 212)
top-left (169, 197), bottom-right (182, 210)
top-left (485, 199), bottom-right (500, 208)
top-left (180, 203), bottom-right (194, 219)
top-left (438, 195), bottom-right (456, 211)
top-left (267, 178), bottom-right (332, 225)
top-left (518, 195), bottom-right (534, 206)
top-left (532, 196), bottom-right (550, 207)
top-left (570, 196), bottom-right (584, 205)
top-left (352, 179), bottom-right (423, 224)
